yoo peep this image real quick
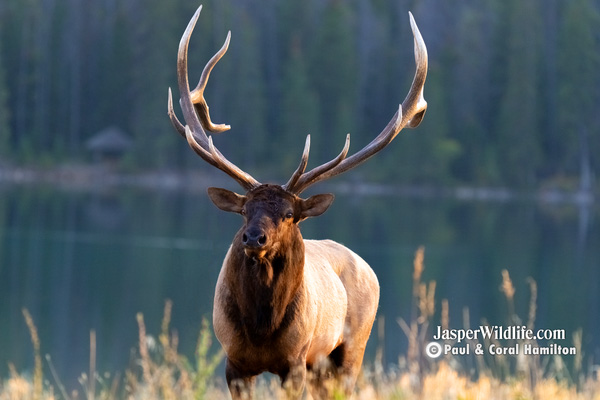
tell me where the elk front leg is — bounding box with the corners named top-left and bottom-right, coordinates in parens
top-left (226, 358), bottom-right (256, 399)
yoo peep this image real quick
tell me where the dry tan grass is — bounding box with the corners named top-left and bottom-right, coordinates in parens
top-left (4, 362), bottom-right (600, 400)
top-left (3, 249), bottom-right (599, 399)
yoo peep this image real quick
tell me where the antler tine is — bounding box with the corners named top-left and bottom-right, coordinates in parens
top-left (171, 6), bottom-right (260, 191)
top-left (306, 133), bottom-right (351, 177)
top-left (284, 135), bottom-right (311, 191)
top-left (184, 125), bottom-right (221, 169)
top-left (190, 31), bottom-right (232, 133)
top-left (403, 12), bottom-right (428, 128)
top-left (284, 134), bottom-right (350, 192)
top-left (286, 12), bottom-right (427, 195)
top-left (170, 84), bottom-right (221, 146)
top-left (168, 87), bottom-right (186, 138)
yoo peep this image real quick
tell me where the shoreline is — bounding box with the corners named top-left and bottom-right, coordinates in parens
top-left (0, 164), bottom-right (595, 205)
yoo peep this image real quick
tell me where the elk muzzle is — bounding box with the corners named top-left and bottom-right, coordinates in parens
top-left (242, 224), bottom-right (269, 258)
top-left (243, 227), bottom-right (267, 248)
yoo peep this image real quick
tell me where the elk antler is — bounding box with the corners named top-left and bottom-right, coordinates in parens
top-left (168, 6), bottom-right (260, 191)
top-left (283, 12), bottom-right (428, 195)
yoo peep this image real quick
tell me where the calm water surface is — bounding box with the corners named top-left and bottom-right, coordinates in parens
top-left (1, 184), bottom-right (598, 385)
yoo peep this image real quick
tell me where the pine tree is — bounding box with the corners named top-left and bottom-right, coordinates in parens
top-left (8, 0), bottom-right (41, 161)
top-left (129, 0), bottom-right (182, 168)
top-left (279, 37), bottom-right (320, 176)
top-left (450, 1), bottom-right (499, 184)
top-left (309, 1), bottom-right (358, 164)
top-left (0, 35), bottom-right (10, 160)
top-left (557, 0), bottom-right (600, 182)
top-left (494, 0), bottom-right (543, 187)
top-left (224, 6), bottom-right (268, 173)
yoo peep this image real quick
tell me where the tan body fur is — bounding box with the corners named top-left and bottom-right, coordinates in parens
top-left (214, 239), bottom-right (379, 398)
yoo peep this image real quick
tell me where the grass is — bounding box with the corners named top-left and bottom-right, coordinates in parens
top-left (2, 248), bottom-right (599, 399)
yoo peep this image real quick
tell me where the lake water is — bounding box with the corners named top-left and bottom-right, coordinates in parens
top-left (1, 182), bottom-right (598, 386)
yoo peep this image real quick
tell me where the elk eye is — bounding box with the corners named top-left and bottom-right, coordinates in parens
top-left (240, 208), bottom-right (246, 216)
top-left (285, 211), bottom-right (294, 219)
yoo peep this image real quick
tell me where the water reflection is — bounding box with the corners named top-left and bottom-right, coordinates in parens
top-left (0, 185), bottom-right (598, 385)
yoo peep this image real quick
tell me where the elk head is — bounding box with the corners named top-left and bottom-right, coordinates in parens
top-left (208, 185), bottom-right (333, 259)
top-left (167, 5), bottom-right (427, 210)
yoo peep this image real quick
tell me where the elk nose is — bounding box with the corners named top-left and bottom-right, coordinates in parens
top-left (242, 228), bottom-right (267, 248)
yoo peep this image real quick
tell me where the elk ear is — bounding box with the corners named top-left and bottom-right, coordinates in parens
top-left (207, 187), bottom-right (246, 214)
top-left (299, 193), bottom-right (334, 220)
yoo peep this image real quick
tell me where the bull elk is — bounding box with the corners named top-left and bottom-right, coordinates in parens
top-left (168, 5), bottom-right (427, 399)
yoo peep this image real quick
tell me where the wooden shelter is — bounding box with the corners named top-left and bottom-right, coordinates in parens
top-left (86, 126), bottom-right (133, 163)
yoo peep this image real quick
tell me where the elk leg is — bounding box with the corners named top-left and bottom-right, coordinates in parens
top-left (280, 362), bottom-right (307, 399)
top-left (337, 342), bottom-right (368, 396)
top-left (226, 359), bottom-right (256, 399)
top-left (306, 341), bottom-right (366, 397)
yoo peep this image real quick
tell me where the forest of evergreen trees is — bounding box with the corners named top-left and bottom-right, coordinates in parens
top-left (0, 0), bottom-right (599, 189)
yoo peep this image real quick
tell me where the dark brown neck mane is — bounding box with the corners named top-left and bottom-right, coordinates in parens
top-left (225, 228), bottom-right (305, 345)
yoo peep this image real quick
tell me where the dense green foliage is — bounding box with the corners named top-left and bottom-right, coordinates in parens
top-left (0, 0), bottom-right (598, 189)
